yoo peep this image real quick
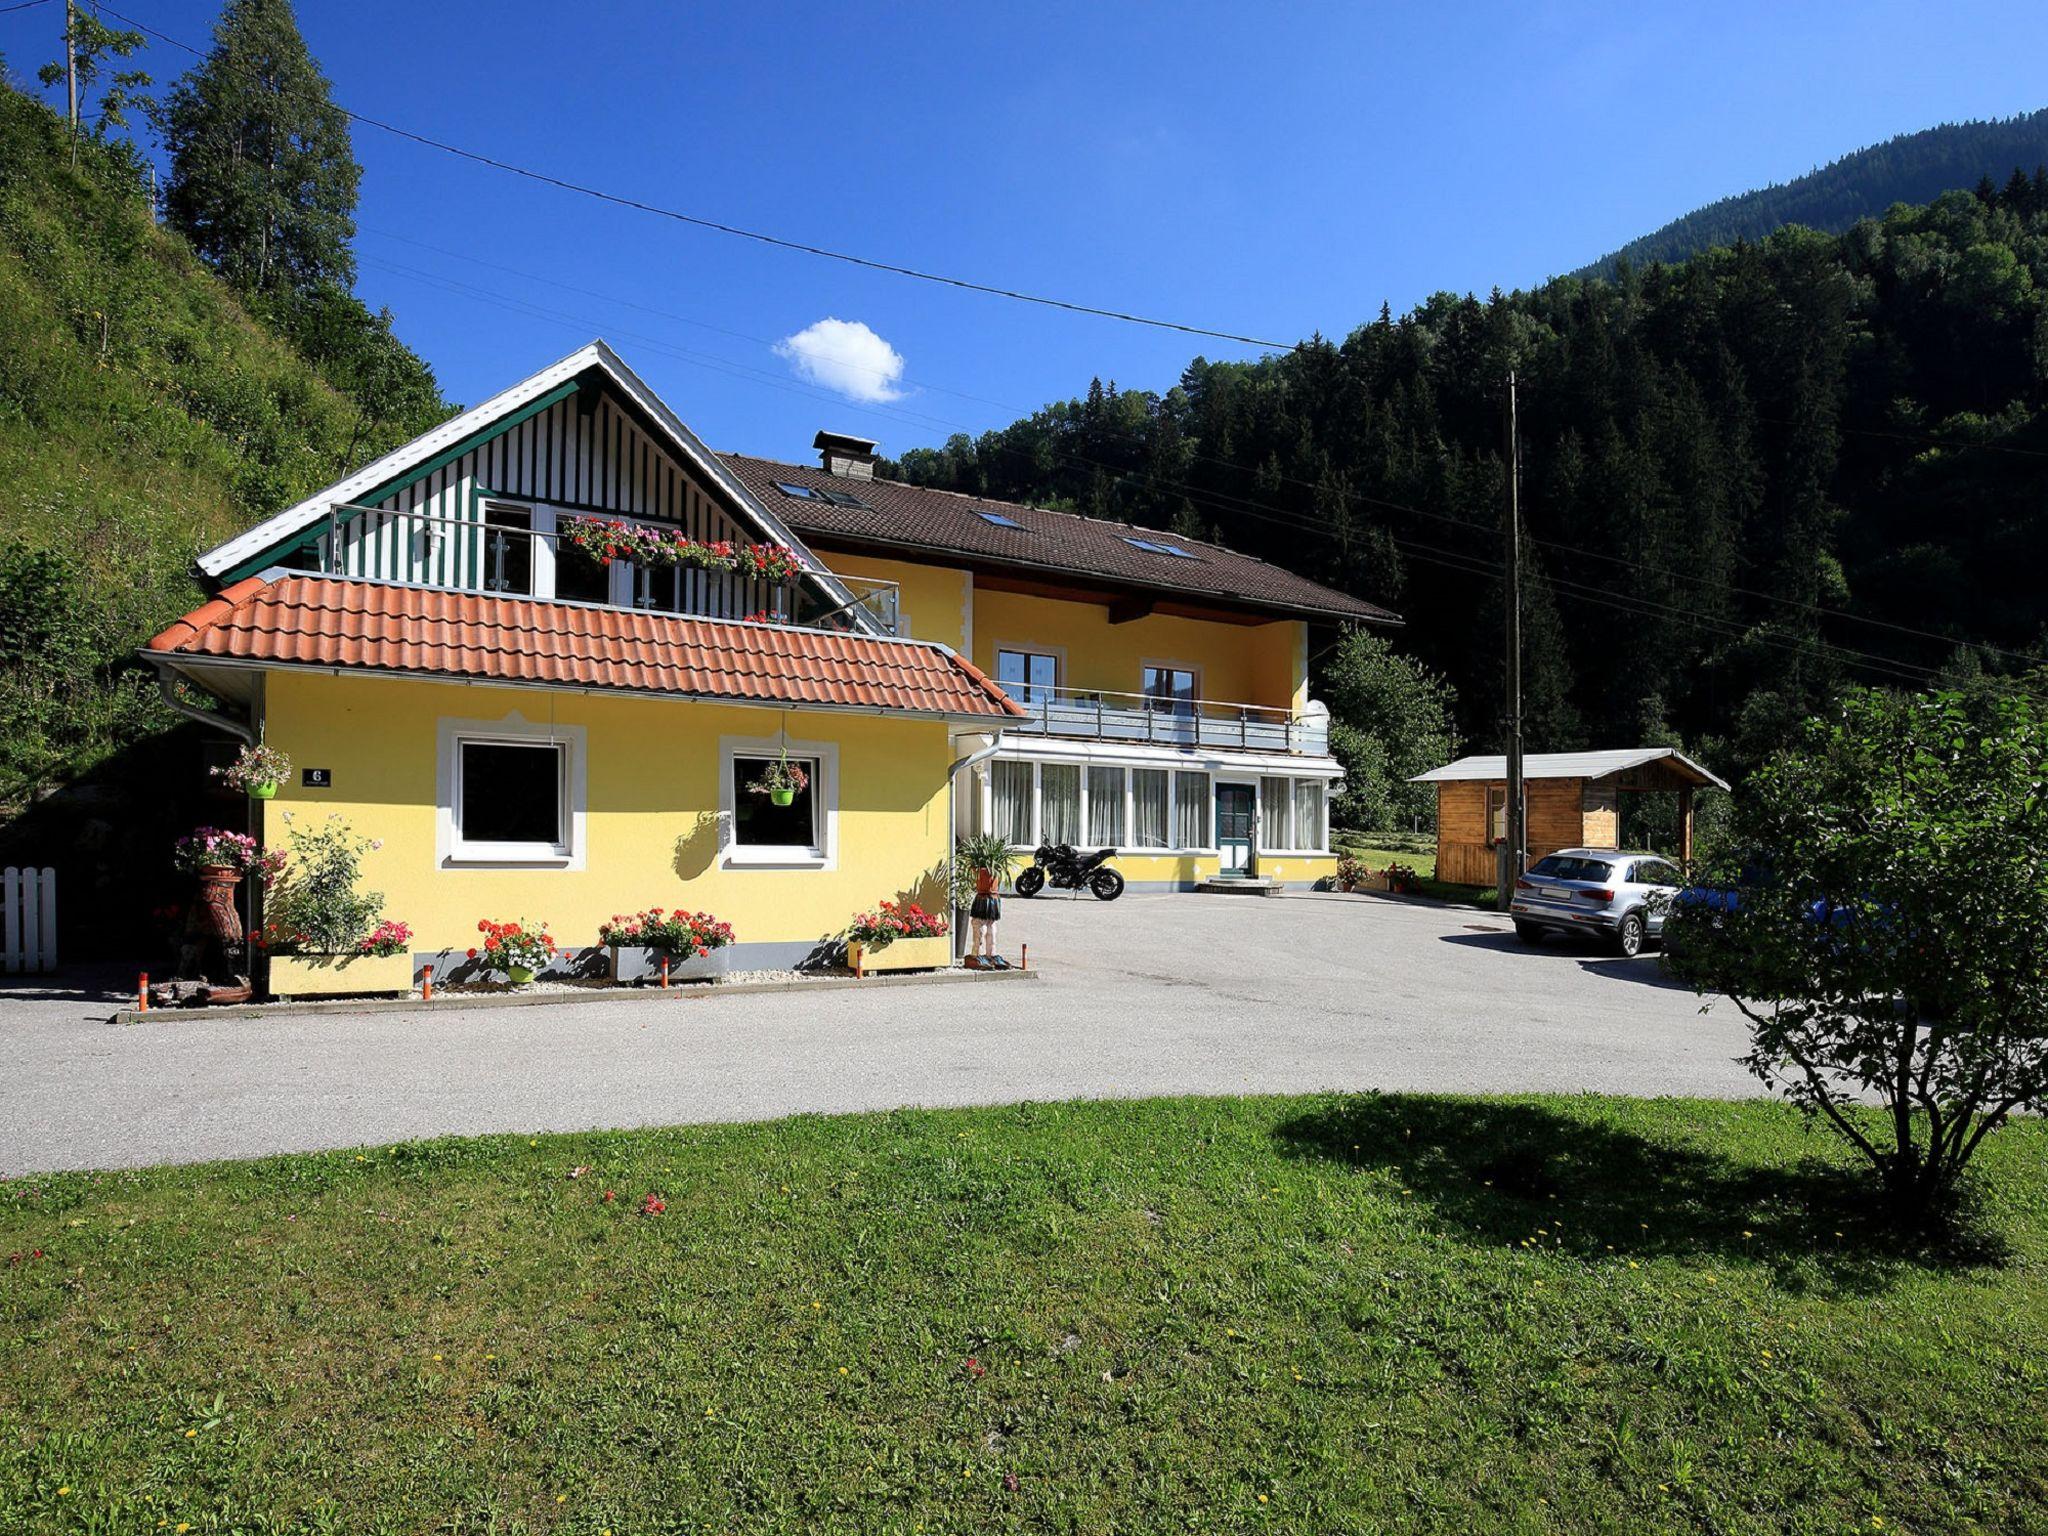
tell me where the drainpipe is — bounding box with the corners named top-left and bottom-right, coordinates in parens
top-left (155, 666), bottom-right (255, 745)
top-left (946, 730), bottom-right (1007, 962)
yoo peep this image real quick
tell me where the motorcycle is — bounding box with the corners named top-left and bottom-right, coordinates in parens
top-left (1013, 843), bottom-right (1125, 901)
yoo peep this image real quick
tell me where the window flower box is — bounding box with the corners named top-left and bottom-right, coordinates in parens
top-left (269, 951), bottom-right (416, 998)
top-left (847, 935), bottom-right (952, 975)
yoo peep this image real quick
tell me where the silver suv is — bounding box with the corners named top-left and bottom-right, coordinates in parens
top-left (1510, 848), bottom-right (1684, 957)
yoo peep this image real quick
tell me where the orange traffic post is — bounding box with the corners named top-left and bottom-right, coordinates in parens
top-left (420, 962), bottom-right (433, 1001)
top-left (1020, 944), bottom-right (1028, 972)
top-left (137, 972), bottom-right (149, 1012)
top-left (661, 956), bottom-right (670, 989)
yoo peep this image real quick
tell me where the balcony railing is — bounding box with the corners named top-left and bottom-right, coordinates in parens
top-left (300, 503), bottom-right (899, 633)
top-left (1004, 685), bottom-right (1329, 756)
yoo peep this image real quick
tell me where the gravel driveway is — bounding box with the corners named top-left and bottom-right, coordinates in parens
top-left (0, 892), bottom-right (1755, 1174)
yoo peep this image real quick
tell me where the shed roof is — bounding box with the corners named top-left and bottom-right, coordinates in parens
top-left (1410, 748), bottom-right (1728, 790)
top-left (147, 572), bottom-right (1023, 721)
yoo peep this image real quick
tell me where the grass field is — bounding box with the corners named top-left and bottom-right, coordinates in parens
top-left (1334, 830), bottom-right (1503, 908)
top-left (4, 1094), bottom-right (2045, 1534)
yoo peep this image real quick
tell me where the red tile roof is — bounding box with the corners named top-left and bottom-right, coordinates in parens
top-left (148, 574), bottom-right (1024, 719)
top-left (719, 453), bottom-right (1399, 624)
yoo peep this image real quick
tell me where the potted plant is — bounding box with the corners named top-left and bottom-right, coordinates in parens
top-left (213, 742), bottom-right (292, 800)
top-left (845, 900), bottom-right (950, 975)
top-left (468, 919), bottom-right (556, 987)
top-left (598, 907), bottom-right (737, 984)
top-left (746, 755), bottom-right (809, 807)
top-left (258, 815), bottom-right (414, 997)
top-left (172, 827), bottom-right (285, 970)
top-left (1385, 861), bottom-right (1422, 896)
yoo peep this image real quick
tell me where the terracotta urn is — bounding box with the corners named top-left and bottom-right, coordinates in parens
top-left (193, 866), bottom-right (244, 950)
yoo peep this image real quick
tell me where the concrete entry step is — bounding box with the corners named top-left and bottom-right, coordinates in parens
top-left (1195, 876), bottom-right (1285, 896)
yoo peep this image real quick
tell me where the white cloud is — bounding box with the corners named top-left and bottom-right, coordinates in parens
top-left (773, 317), bottom-right (907, 404)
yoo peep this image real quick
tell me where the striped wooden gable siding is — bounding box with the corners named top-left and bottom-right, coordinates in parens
top-left (329, 392), bottom-right (776, 619)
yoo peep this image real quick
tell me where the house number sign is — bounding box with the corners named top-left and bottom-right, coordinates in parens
top-left (302, 768), bottom-right (333, 788)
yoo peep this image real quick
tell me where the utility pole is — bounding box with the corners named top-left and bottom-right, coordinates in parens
top-left (64, 0), bottom-right (79, 142)
top-left (1498, 369), bottom-right (1526, 910)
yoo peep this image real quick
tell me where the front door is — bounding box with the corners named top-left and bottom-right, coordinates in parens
top-left (1216, 783), bottom-right (1255, 873)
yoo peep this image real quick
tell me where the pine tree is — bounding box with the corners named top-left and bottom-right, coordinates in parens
top-left (163, 0), bottom-right (359, 297)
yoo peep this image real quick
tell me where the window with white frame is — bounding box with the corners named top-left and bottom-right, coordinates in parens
top-left (438, 716), bottom-right (585, 867)
top-left (721, 737), bottom-right (837, 866)
top-left (1261, 777), bottom-right (1291, 847)
top-left (1039, 763), bottom-right (1081, 845)
top-left (1294, 780), bottom-right (1327, 850)
top-left (1174, 770), bottom-right (1211, 849)
top-left (1132, 768), bottom-right (1170, 848)
top-left (1086, 766), bottom-right (1126, 845)
top-left (1142, 665), bottom-right (1198, 716)
top-left (991, 759), bottom-right (1035, 846)
top-left (995, 648), bottom-right (1060, 706)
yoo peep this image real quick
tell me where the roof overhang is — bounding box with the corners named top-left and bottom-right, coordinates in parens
top-left (1410, 747), bottom-right (1728, 790)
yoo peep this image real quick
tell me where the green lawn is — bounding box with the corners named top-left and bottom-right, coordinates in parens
top-left (4, 1096), bottom-right (2045, 1534)
top-left (1334, 831), bottom-right (1502, 907)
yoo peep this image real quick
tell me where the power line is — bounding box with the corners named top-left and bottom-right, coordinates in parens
top-left (94, 3), bottom-right (1294, 350)
top-left (0, 0), bottom-right (57, 15)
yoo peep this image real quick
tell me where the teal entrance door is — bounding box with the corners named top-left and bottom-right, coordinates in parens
top-left (1216, 783), bottom-right (1255, 873)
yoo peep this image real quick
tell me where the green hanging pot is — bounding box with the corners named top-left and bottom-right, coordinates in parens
top-left (249, 781), bottom-right (279, 800)
top-left (770, 787), bottom-right (796, 807)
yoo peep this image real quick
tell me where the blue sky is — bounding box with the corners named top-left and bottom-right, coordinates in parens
top-left (11, 1), bottom-right (2048, 462)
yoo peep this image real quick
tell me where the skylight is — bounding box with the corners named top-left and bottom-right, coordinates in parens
top-left (978, 511), bottom-right (1027, 529)
top-left (819, 489), bottom-right (871, 510)
top-left (1124, 536), bottom-right (1201, 559)
top-left (774, 481), bottom-right (821, 501)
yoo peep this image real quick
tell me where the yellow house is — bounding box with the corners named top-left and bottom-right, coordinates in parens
top-left (146, 342), bottom-right (1395, 985)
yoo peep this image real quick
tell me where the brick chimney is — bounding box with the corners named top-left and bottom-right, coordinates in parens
top-left (814, 430), bottom-right (880, 480)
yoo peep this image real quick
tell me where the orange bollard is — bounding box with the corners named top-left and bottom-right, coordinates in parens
top-left (137, 972), bottom-right (149, 1012)
top-left (420, 962), bottom-right (433, 1001)
top-left (661, 955), bottom-right (670, 989)
top-left (1019, 944), bottom-right (1028, 972)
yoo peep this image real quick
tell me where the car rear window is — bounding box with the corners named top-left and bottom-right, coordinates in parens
top-left (1528, 855), bottom-right (1619, 882)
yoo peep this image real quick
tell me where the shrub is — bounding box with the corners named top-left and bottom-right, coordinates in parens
top-left (263, 814), bottom-right (388, 953)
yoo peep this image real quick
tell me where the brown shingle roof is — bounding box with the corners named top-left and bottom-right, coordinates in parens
top-left (719, 454), bottom-right (1399, 624)
top-left (148, 574), bottom-right (1023, 719)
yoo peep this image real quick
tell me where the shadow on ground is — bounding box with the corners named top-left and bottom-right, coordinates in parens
top-left (1273, 1092), bottom-right (2008, 1294)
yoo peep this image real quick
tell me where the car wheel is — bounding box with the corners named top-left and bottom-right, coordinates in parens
top-left (1513, 920), bottom-right (1545, 946)
top-left (1615, 911), bottom-right (1646, 958)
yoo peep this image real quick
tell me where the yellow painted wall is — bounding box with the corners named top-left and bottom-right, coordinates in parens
top-left (1111, 851), bottom-right (1338, 888)
top-left (259, 670), bottom-right (957, 957)
top-left (822, 551), bottom-right (973, 653)
top-left (970, 587), bottom-right (1305, 709)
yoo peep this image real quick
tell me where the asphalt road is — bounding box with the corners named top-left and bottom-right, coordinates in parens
top-left (0, 891), bottom-right (1756, 1174)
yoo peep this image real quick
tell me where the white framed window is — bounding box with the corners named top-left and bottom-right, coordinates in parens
top-left (1086, 766), bottom-right (1126, 846)
top-left (1132, 768), bottom-right (1170, 848)
top-left (991, 759), bottom-right (1035, 847)
top-left (1261, 777), bottom-right (1291, 850)
top-left (1142, 663), bottom-right (1199, 716)
top-left (1294, 781), bottom-right (1328, 851)
top-left (1174, 770), bottom-right (1211, 850)
top-left (1039, 763), bottom-right (1081, 845)
top-left (437, 714), bottom-right (586, 868)
top-left (719, 735), bottom-right (839, 868)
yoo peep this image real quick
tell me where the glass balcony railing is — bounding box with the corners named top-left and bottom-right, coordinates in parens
top-left (292, 502), bottom-right (899, 634)
top-left (1002, 685), bottom-right (1329, 756)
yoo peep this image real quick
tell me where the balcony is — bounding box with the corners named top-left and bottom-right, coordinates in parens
top-left (1003, 686), bottom-right (1329, 757)
top-left (297, 502), bottom-right (899, 633)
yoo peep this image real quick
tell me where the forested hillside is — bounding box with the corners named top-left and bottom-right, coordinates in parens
top-left (1576, 110), bottom-right (2048, 277)
top-left (0, 80), bottom-right (448, 801)
top-left (893, 178), bottom-right (2048, 780)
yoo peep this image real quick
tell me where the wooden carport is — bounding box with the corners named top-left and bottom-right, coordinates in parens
top-left (1411, 748), bottom-right (1728, 887)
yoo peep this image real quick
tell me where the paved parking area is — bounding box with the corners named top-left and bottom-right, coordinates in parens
top-left (0, 892), bottom-right (1756, 1174)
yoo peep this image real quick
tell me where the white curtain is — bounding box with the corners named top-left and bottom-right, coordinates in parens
top-left (1041, 764), bottom-right (1081, 846)
top-left (1295, 781), bottom-right (1325, 850)
top-left (991, 759), bottom-right (1034, 846)
top-left (1087, 766), bottom-right (1126, 846)
top-left (1261, 777), bottom-right (1291, 847)
top-left (1132, 769), bottom-right (1169, 848)
top-left (1175, 771), bottom-right (1209, 849)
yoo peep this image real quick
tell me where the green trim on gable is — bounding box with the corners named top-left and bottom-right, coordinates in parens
top-left (217, 378), bottom-right (585, 584)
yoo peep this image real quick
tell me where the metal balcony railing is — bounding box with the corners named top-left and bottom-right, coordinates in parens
top-left (299, 503), bottom-right (899, 634)
top-left (1003, 685), bottom-right (1328, 756)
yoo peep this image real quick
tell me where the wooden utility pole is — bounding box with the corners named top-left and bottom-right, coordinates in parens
top-left (1498, 370), bottom-right (1527, 910)
top-left (64, 0), bottom-right (79, 140)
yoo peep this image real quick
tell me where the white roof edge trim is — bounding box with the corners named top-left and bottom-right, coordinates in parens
top-left (1408, 747), bottom-right (1728, 791)
top-left (194, 341), bottom-right (877, 633)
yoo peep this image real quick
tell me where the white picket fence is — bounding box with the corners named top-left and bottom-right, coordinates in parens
top-left (1, 866), bottom-right (57, 974)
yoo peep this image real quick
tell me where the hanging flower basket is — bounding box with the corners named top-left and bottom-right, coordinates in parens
top-left (212, 743), bottom-right (292, 800)
top-left (746, 757), bottom-right (809, 806)
top-left (558, 518), bottom-right (802, 582)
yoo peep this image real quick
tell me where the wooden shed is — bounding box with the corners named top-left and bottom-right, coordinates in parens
top-left (1411, 748), bottom-right (1728, 887)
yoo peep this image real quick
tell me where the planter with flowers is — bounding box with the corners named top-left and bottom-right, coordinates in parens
top-left (173, 827), bottom-right (286, 964)
top-left (558, 517), bottom-right (803, 584)
top-left (844, 900), bottom-right (950, 975)
top-left (746, 755), bottom-right (809, 808)
top-left (467, 919), bottom-right (556, 987)
top-left (598, 907), bottom-right (737, 984)
top-left (258, 815), bottom-right (415, 996)
top-left (212, 742), bottom-right (292, 800)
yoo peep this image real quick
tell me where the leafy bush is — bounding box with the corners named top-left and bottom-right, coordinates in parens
top-left (262, 814), bottom-right (388, 954)
top-left (1319, 630), bottom-right (1458, 835)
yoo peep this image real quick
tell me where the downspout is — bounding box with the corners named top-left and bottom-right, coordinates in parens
top-left (946, 730), bottom-right (1007, 962)
top-left (155, 666), bottom-right (255, 745)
